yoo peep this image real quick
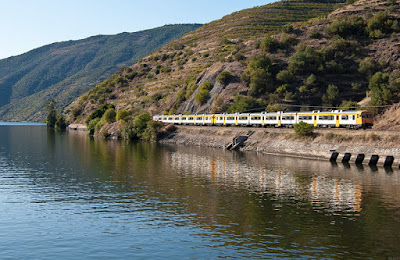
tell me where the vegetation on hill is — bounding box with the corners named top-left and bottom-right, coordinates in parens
top-left (0, 24), bottom-right (202, 121)
top-left (69, 0), bottom-right (400, 137)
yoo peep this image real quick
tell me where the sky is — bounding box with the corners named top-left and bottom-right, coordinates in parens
top-left (0, 0), bottom-right (275, 59)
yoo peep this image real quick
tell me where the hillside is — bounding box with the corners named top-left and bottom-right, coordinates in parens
top-left (69, 0), bottom-right (400, 137)
top-left (0, 24), bottom-right (201, 121)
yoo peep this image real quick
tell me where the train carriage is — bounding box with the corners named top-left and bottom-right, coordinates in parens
top-left (263, 113), bottom-right (280, 127)
top-left (215, 114), bottom-right (225, 125)
top-left (237, 114), bottom-right (251, 126)
top-left (224, 114), bottom-right (237, 126)
top-left (280, 112), bottom-right (297, 127)
top-left (249, 113), bottom-right (263, 126)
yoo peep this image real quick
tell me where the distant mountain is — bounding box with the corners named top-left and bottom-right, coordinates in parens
top-left (0, 24), bottom-right (202, 121)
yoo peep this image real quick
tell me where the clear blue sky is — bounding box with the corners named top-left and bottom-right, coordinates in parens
top-left (0, 0), bottom-right (275, 59)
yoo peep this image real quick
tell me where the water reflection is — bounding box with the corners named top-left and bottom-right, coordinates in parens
top-left (0, 126), bottom-right (400, 258)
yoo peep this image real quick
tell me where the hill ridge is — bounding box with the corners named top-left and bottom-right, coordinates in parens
top-left (0, 24), bottom-right (202, 121)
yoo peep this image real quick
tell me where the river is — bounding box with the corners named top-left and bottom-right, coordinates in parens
top-left (0, 124), bottom-right (399, 259)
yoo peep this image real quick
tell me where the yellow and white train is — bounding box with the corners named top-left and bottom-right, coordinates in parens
top-left (154, 110), bottom-right (374, 129)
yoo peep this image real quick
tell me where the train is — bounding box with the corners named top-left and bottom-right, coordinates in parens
top-left (153, 110), bottom-right (374, 129)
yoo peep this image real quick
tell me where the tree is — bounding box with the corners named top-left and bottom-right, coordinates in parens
top-left (55, 115), bottom-right (67, 130)
top-left (46, 100), bottom-right (57, 129)
top-left (358, 57), bottom-right (379, 79)
top-left (245, 55), bottom-right (274, 96)
top-left (322, 84), bottom-right (340, 106)
top-left (369, 72), bottom-right (391, 105)
top-left (227, 96), bottom-right (262, 113)
top-left (288, 45), bottom-right (322, 74)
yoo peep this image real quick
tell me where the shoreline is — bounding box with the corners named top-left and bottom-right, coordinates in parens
top-left (158, 125), bottom-right (400, 168)
top-left (67, 123), bottom-right (400, 167)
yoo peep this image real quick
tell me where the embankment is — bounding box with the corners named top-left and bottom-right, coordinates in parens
top-left (159, 125), bottom-right (400, 166)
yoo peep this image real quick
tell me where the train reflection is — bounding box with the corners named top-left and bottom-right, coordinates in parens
top-left (163, 145), bottom-right (400, 214)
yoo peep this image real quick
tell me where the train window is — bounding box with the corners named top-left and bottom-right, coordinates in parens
top-left (362, 114), bottom-right (373, 119)
top-left (353, 115), bottom-right (355, 120)
top-left (251, 116), bottom-right (261, 120)
top-left (197, 117), bottom-right (203, 120)
top-left (182, 117), bottom-right (187, 120)
top-left (227, 117), bottom-right (235, 120)
top-left (282, 116), bottom-right (294, 120)
top-left (265, 116), bottom-right (277, 120)
top-left (318, 116), bottom-right (334, 120)
top-left (188, 117), bottom-right (194, 120)
top-left (168, 118), bottom-right (173, 120)
top-left (299, 116), bottom-right (312, 120)
top-left (219, 117), bottom-right (224, 120)
top-left (239, 117), bottom-right (248, 120)
top-left (341, 115), bottom-right (349, 120)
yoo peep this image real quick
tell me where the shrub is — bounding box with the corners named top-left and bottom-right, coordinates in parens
top-left (216, 71), bottom-right (232, 85)
top-left (116, 110), bottom-right (130, 121)
top-left (288, 45), bottom-right (322, 74)
top-left (367, 11), bottom-right (399, 38)
top-left (351, 82), bottom-right (363, 92)
top-left (102, 108), bottom-right (116, 123)
top-left (87, 118), bottom-right (100, 135)
top-left (71, 106), bottom-right (82, 119)
top-left (308, 29), bottom-right (322, 39)
top-left (281, 33), bottom-right (298, 46)
top-left (359, 57), bottom-right (380, 79)
top-left (235, 53), bottom-right (245, 61)
top-left (266, 104), bottom-right (284, 112)
top-left (172, 43), bottom-right (185, 50)
top-left (282, 24), bottom-right (294, 33)
top-left (322, 84), bottom-right (340, 106)
top-left (276, 70), bottom-right (293, 83)
top-left (176, 89), bottom-right (186, 102)
top-left (227, 96), bottom-right (262, 113)
top-left (325, 16), bottom-right (365, 38)
top-left (122, 112), bottom-right (163, 141)
top-left (194, 82), bottom-right (213, 105)
top-left (305, 74), bottom-right (318, 87)
top-left (261, 37), bottom-right (280, 53)
top-left (86, 104), bottom-right (115, 124)
top-left (340, 100), bottom-right (360, 110)
top-left (294, 121), bottom-right (313, 137)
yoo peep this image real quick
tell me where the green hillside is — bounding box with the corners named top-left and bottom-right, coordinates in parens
top-left (0, 24), bottom-right (201, 121)
top-left (70, 0), bottom-right (400, 137)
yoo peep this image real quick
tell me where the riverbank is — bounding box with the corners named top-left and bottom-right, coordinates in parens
top-left (67, 123), bottom-right (400, 166)
top-left (158, 125), bottom-right (400, 166)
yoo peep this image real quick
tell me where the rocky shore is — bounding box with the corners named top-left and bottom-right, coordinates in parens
top-left (67, 123), bottom-right (400, 167)
top-left (158, 125), bottom-right (400, 166)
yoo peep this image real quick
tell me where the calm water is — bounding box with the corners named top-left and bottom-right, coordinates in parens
top-left (0, 124), bottom-right (399, 259)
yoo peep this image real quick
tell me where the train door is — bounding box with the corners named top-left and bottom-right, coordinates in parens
top-left (211, 115), bottom-right (216, 125)
top-left (336, 115), bottom-right (340, 127)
